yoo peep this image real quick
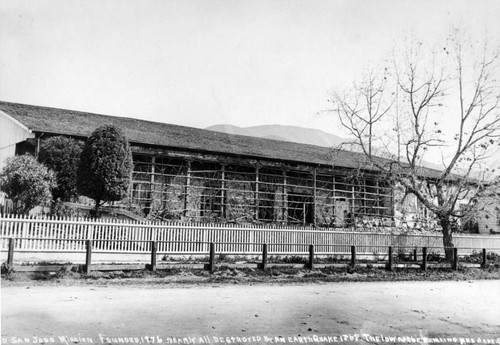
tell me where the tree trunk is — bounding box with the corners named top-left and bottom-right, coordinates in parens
top-left (92, 198), bottom-right (101, 218)
top-left (440, 217), bottom-right (454, 262)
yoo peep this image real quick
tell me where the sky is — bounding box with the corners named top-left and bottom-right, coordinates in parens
top-left (1, 0), bottom-right (500, 135)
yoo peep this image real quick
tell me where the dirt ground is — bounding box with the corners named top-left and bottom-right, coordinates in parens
top-left (2, 279), bottom-right (500, 345)
top-left (3, 263), bottom-right (500, 287)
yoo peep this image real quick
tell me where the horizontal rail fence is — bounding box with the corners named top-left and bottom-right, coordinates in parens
top-left (1, 215), bottom-right (500, 255)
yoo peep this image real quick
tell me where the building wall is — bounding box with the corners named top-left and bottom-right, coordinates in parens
top-left (128, 151), bottom-right (395, 227)
top-left (0, 111), bottom-right (34, 171)
top-left (0, 111), bottom-right (36, 212)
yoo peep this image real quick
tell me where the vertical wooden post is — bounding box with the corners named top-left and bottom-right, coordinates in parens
top-left (149, 241), bottom-right (157, 271)
top-left (208, 242), bottom-right (215, 273)
top-left (376, 180), bottom-right (381, 219)
top-left (283, 170), bottom-right (288, 222)
top-left (312, 168), bottom-right (317, 227)
top-left (221, 164), bottom-right (226, 219)
top-left (183, 160), bottom-right (191, 217)
top-left (422, 247), bottom-right (427, 271)
top-left (453, 247), bottom-right (459, 271)
top-left (7, 238), bottom-right (15, 267)
top-left (332, 173), bottom-right (337, 227)
top-left (261, 243), bottom-right (268, 270)
top-left (351, 184), bottom-right (356, 231)
top-left (387, 246), bottom-right (393, 271)
top-left (254, 166), bottom-right (260, 220)
top-left (482, 248), bottom-right (487, 268)
top-left (149, 156), bottom-right (156, 216)
top-left (413, 248), bottom-right (418, 262)
top-left (85, 240), bottom-right (92, 275)
top-left (308, 244), bottom-right (315, 270)
top-left (350, 245), bottom-right (356, 266)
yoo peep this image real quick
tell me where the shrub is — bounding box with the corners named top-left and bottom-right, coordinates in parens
top-left (77, 126), bottom-right (133, 216)
top-left (39, 136), bottom-right (82, 202)
top-left (427, 252), bottom-right (443, 262)
top-left (50, 200), bottom-right (78, 217)
top-left (1, 262), bottom-right (15, 279)
top-left (0, 155), bottom-right (56, 214)
top-left (280, 255), bottom-right (308, 264)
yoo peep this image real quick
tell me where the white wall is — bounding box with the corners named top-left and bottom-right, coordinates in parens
top-left (0, 110), bottom-right (34, 171)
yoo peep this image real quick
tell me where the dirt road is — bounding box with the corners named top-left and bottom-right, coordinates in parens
top-left (2, 280), bottom-right (500, 344)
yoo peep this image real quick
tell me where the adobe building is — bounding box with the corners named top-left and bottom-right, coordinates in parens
top-left (1, 102), bottom-right (497, 233)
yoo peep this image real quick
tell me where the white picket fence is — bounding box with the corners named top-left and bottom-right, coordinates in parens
top-left (1, 215), bottom-right (500, 255)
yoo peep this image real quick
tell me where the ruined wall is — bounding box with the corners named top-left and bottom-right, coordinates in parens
top-left (477, 197), bottom-right (500, 234)
top-left (389, 183), bottom-right (500, 234)
top-left (129, 151), bottom-right (396, 227)
top-left (150, 174), bottom-right (185, 220)
top-left (225, 173), bottom-right (254, 223)
top-left (315, 189), bottom-right (334, 226)
top-left (225, 182), bottom-right (254, 222)
top-left (392, 183), bottom-right (437, 231)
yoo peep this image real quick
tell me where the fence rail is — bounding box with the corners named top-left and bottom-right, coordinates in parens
top-left (2, 215), bottom-right (500, 255)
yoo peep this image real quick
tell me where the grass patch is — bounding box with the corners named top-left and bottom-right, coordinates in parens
top-left (3, 264), bottom-right (500, 286)
top-left (4, 251), bottom-right (500, 286)
top-left (30, 267), bottom-right (68, 281)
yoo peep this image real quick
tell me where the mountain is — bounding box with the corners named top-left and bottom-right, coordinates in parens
top-left (206, 124), bottom-right (351, 148)
top-left (206, 124), bottom-right (446, 171)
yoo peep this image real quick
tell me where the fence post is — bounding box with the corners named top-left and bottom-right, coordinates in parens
top-left (7, 238), bottom-right (15, 267)
top-left (149, 241), bottom-right (157, 272)
top-left (482, 248), bottom-right (487, 268)
top-left (85, 240), bottom-right (92, 275)
top-left (350, 245), bottom-right (356, 267)
top-left (413, 248), bottom-right (418, 262)
top-left (308, 244), bottom-right (315, 270)
top-left (261, 243), bottom-right (268, 270)
top-left (208, 242), bottom-right (215, 273)
top-left (453, 247), bottom-right (459, 271)
top-left (422, 247), bottom-right (427, 271)
top-left (386, 246), bottom-right (393, 271)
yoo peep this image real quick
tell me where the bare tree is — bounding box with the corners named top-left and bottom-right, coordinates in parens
top-left (330, 31), bottom-right (500, 260)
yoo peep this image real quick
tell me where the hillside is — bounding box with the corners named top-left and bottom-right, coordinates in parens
top-left (206, 124), bottom-right (351, 148)
top-left (206, 124), bottom-right (446, 171)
